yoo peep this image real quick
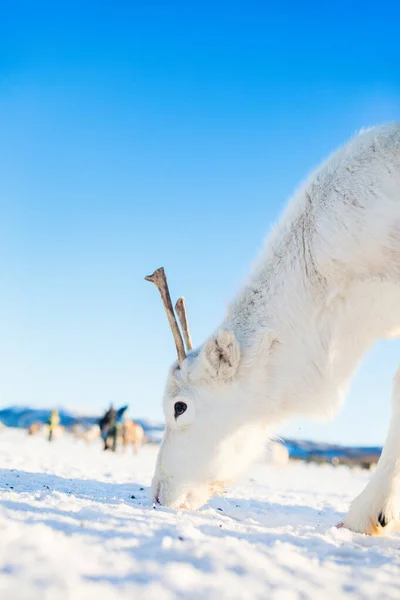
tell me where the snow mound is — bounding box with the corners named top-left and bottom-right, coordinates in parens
top-left (0, 429), bottom-right (398, 600)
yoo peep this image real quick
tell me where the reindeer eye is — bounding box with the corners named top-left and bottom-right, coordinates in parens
top-left (174, 401), bottom-right (187, 418)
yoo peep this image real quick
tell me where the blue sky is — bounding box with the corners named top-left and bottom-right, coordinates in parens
top-left (1, 2), bottom-right (400, 444)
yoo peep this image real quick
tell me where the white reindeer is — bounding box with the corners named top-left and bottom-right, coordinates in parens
top-left (146, 123), bottom-right (400, 535)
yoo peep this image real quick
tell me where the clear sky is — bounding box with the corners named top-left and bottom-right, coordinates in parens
top-left (1, 2), bottom-right (400, 445)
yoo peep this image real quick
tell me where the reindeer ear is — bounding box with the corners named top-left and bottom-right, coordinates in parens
top-left (202, 329), bottom-right (241, 381)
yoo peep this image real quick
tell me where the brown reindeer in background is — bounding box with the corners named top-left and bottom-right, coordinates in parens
top-left (121, 420), bottom-right (145, 454)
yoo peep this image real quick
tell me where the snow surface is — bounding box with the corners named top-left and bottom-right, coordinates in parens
top-left (0, 429), bottom-right (399, 600)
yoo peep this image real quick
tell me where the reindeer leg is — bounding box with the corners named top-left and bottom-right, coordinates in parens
top-left (342, 366), bottom-right (400, 535)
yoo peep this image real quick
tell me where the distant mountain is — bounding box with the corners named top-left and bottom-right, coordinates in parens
top-left (0, 406), bottom-right (382, 463)
top-left (0, 406), bottom-right (99, 429)
top-left (0, 406), bottom-right (165, 443)
top-left (283, 438), bottom-right (382, 465)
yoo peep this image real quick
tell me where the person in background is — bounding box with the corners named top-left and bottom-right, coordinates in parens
top-left (48, 409), bottom-right (60, 442)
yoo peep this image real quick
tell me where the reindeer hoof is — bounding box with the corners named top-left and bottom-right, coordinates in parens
top-left (377, 512), bottom-right (388, 528)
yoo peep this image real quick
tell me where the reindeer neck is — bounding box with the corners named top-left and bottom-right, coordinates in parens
top-left (225, 245), bottom-right (378, 419)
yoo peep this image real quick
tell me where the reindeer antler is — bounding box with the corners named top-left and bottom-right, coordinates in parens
top-left (175, 297), bottom-right (193, 351)
top-left (145, 267), bottom-right (187, 363)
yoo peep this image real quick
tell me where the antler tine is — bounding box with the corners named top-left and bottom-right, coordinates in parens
top-left (175, 297), bottom-right (193, 352)
top-left (145, 267), bottom-right (186, 363)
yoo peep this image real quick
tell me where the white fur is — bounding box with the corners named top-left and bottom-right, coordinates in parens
top-left (152, 123), bottom-right (400, 534)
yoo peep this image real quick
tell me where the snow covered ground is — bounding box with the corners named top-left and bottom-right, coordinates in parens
top-left (0, 429), bottom-right (399, 600)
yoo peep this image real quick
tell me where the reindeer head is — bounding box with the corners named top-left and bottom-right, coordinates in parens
top-left (146, 268), bottom-right (269, 510)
